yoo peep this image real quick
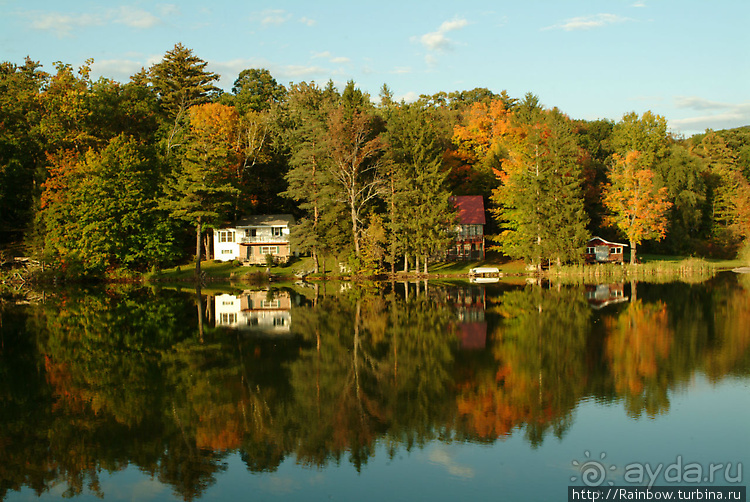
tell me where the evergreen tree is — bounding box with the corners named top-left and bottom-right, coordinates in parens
top-left (281, 82), bottom-right (339, 273)
top-left (387, 103), bottom-right (454, 273)
top-left (160, 104), bottom-right (240, 278)
top-left (148, 44), bottom-right (220, 155)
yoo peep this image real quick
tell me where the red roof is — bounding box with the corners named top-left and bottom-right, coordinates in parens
top-left (450, 196), bottom-right (486, 225)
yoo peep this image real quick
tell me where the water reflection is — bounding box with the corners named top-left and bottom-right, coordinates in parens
top-left (0, 275), bottom-right (748, 500)
top-left (585, 283), bottom-right (629, 309)
top-left (214, 289), bottom-right (298, 334)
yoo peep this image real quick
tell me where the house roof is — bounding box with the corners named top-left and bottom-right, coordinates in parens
top-left (588, 236), bottom-right (628, 247)
top-left (450, 196), bottom-right (486, 225)
top-left (234, 214), bottom-right (296, 227)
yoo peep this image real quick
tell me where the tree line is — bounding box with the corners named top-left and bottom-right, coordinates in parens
top-left (2, 43), bottom-right (749, 277)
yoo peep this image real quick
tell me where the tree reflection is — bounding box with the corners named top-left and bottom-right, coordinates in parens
top-left (0, 277), bottom-right (749, 499)
top-left (454, 285), bottom-right (590, 445)
top-left (605, 300), bottom-right (674, 417)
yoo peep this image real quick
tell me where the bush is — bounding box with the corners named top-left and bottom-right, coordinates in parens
top-left (738, 241), bottom-right (750, 266)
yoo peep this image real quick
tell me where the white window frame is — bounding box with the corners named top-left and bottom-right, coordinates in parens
top-left (218, 230), bottom-right (235, 243)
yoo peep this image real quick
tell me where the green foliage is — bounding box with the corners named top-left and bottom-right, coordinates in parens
top-left (228, 68), bottom-right (286, 114)
top-left (38, 135), bottom-right (181, 274)
top-left (148, 43), bottom-right (220, 154)
top-left (0, 58), bottom-right (48, 242)
top-left (4, 47), bottom-right (750, 275)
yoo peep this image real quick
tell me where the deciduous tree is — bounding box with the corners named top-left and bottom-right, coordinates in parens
top-left (602, 151), bottom-right (672, 263)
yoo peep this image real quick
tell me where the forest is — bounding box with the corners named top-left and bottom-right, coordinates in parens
top-left (2, 43), bottom-right (750, 278)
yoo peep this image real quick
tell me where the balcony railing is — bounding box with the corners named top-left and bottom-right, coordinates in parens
top-left (239, 235), bottom-right (290, 244)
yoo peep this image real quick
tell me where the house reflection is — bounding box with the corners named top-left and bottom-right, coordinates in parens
top-left (445, 286), bottom-right (488, 350)
top-left (585, 283), bottom-right (630, 309)
top-left (215, 289), bottom-right (296, 334)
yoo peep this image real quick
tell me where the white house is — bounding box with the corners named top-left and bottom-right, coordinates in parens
top-left (214, 214), bottom-right (295, 264)
top-left (214, 290), bottom-right (294, 333)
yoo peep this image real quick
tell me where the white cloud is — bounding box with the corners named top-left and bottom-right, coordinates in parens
top-left (416, 17), bottom-right (469, 52)
top-left (258, 9), bottom-right (291, 26)
top-left (674, 96), bottom-right (733, 111)
top-left (396, 91), bottom-right (419, 103)
top-left (543, 13), bottom-right (633, 31)
top-left (631, 1), bottom-right (646, 7)
top-left (31, 12), bottom-right (104, 37)
top-left (157, 4), bottom-right (180, 17)
top-left (91, 59), bottom-right (148, 80)
top-left (280, 65), bottom-right (328, 78)
top-left (113, 6), bottom-right (161, 28)
top-left (28, 6), bottom-right (169, 37)
top-left (391, 66), bottom-right (412, 74)
top-left (299, 17), bottom-right (316, 26)
top-left (312, 51), bottom-right (350, 64)
top-left (671, 98), bottom-right (750, 133)
top-left (428, 447), bottom-right (475, 479)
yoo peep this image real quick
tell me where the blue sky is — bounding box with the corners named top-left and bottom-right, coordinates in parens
top-left (2, 0), bottom-right (747, 136)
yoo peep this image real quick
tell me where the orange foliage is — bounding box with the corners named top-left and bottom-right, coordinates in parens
top-left (605, 300), bottom-right (672, 396)
top-left (39, 150), bottom-right (81, 209)
top-left (602, 151), bottom-right (672, 248)
top-left (452, 99), bottom-right (521, 172)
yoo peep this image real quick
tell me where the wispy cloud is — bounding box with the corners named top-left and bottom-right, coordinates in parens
top-left (631, 1), bottom-right (646, 7)
top-left (256, 9), bottom-right (291, 26)
top-left (312, 51), bottom-right (350, 64)
top-left (28, 6), bottom-right (169, 37)
top-left (416, 18), bottom-right (469, 52)
top-left (299, 17), bottom-right (316, 27)
top-left (671, 97), bottom-right (750, 133)
top-left (114, 6), bottom-right (161, 28)
top-left (31, 12), bottom-right (104, 37)
top-left (543, 13), bottom-right (633, 31)
top-left (391, 66), bottom-right (412, 74)
top-left (428, 447), bottom-right (475, 479)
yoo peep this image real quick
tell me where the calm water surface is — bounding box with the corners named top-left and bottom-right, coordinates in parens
top-left (1, 273), bottom-right (748, 501)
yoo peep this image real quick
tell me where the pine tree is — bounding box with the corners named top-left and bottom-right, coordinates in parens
top-left (281, 82), bottom-right (338, 273)
top-left (149, 44), bottom-right (220, 155)
top-left (161, 104), bottom-right (240, 278)
top-left (387, 103), bottom-right (454, 273)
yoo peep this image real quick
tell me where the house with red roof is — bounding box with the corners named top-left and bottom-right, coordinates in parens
top-left (449, 196), bottom-right (486, 261)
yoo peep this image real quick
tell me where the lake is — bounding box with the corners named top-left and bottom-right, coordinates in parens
top-left (1, 273), bottom-right (748, 501)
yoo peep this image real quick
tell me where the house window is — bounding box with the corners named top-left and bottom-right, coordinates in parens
top-left (272, 227), bottom-right (283, 237)
top-left (273, 317), bottom-right (286, 327)
top-left (260, 246), bottom-right (279, 255)
top-left (587, 247), bottom-right (595, 254)
top-left (221, 249), bottom-right (234, 254)
top-left (220, 313), bottom-right (237, 324)
top-left (261, 300), bottom-right (280, 309)
top-left (218, 230), bottom-right (235, 243)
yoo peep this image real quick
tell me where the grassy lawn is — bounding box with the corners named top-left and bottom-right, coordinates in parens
top-left (149, 251), bottom-right (745, 283)
top-left (638, 253), bottom-right (743, 270)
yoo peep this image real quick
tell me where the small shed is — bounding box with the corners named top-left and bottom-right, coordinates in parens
top-left (585, 237), bottom-right (628, 264)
